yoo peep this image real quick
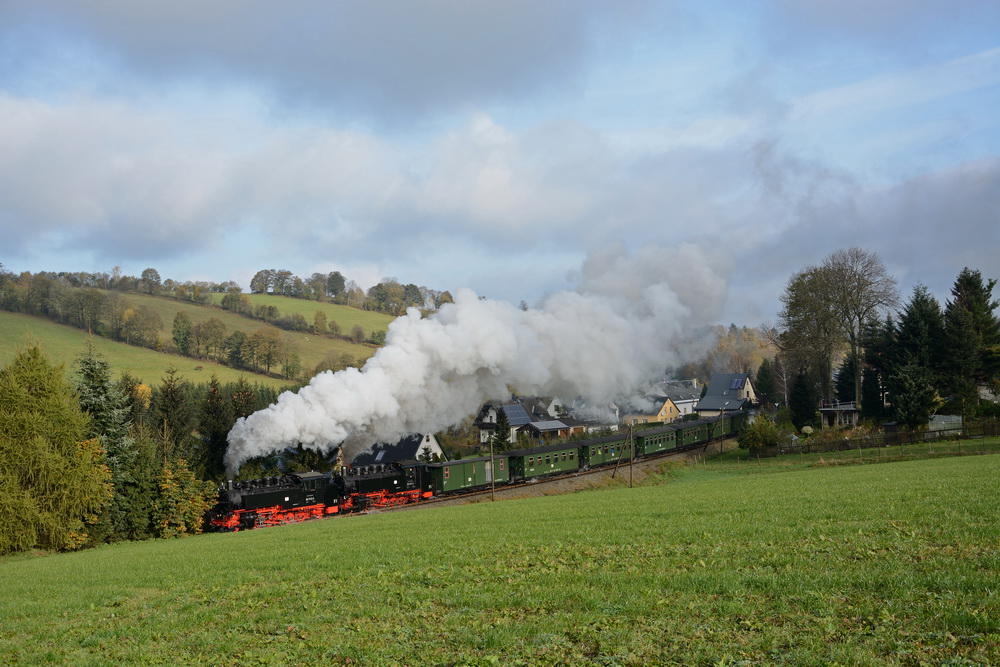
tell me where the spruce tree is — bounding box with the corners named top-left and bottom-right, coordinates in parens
top-left (754, 358), bottom-right (775, 408)
top-left (788, 372), bottom-right (818, 431)
top-left (74, 345), bottom-right (136, 542)
top-left (944, 268), bottom-right (1000, 399)
top-left (200, 374), bottom-right (234, 480)
top-left (0, 345), bottom-right (112, 553)
top-left (491, 406), bottom-right (512, 453)
top-left (860, 366), bottom-right (885, 422)
top-left (893, 285), bottom-right (945, 379)
top-left (943, 304), bottom-right (980, 416)
top-left (835, 356), bottom-right (857, 404)
top-left (153, 367), bottom-right (198, 466)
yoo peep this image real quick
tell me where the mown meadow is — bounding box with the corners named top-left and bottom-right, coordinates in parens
top-left (1, 449), bottom-right (997, 665)
top-left (0, 310), bottom-right (289, 388)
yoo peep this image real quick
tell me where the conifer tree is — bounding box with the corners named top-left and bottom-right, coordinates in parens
top-left (74, 345), bottom-right (138, 542)
top-left (154, 367), bottom-right (197, 463)
top-left (943, 268), bottom-right (1000, 402)
top-left (0, 345), bottom-right (112, 553)
top-left (491, 405), bottom-right (512, 453)
top-left (200, 374), bottom-right (234, 480)
top-left (835, 356), bottom-right (857, 404)
top-left (754, 358), bottom-right (775, 408)
top-left (788, 372), bottom-right (818, 431)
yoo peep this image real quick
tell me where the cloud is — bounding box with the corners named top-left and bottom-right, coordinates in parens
top-left (762, 0), bottom-right (1000, 53)
top-left (0, 0), bottom-right (658, 121)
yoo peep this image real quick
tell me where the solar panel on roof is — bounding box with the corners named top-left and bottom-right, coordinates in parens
top-left (729, 378), bottom-right (744, 390)
top-left (501, 404), bottom-right (531, 426)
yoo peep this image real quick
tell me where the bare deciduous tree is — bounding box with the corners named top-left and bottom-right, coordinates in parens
top-left (777, 247), bottom-right (898, 408)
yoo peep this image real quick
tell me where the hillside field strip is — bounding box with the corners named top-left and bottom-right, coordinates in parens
top-left (123, 292), bottom-right (391, 373)
top-left (1, 450), bottom-right (996, 665)
top-left (0, 311), bottom-right (289, 388)
top-left (209, 292), bottom-right (396, 335)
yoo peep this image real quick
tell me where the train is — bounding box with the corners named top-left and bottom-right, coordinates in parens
top-left (208, 411), bottom-right (747, 531)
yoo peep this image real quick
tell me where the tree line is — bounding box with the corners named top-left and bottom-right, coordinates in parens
top-left (0, 343), bottom-right (293, 555)
top-left (248, 268), bottom-right (454, 316)
top-left (0, 266), bottom-right (383, 381)
top-left (759, 248), bottom-right (999, 434)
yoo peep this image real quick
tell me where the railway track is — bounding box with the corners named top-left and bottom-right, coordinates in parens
top-left (381, 438), bottom-right (726, 512)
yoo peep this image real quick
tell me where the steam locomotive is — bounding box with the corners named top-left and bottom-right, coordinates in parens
top-left (208, 412), bottom-right (746, 531)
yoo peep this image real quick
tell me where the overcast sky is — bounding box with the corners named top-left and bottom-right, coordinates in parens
top-left (2, 1), bottom-right (998, 324)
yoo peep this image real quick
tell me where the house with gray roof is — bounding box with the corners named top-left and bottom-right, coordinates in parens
top-left (351, 433), bottom-right (446, 467)
top-left (651, 379), bottom-right (701, 419)
top-left (695, 373), bottom-right (756, 417)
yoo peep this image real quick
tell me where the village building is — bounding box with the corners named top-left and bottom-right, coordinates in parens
top-left (350, 433), bottom-right (446, 467)
top-left (696, 373), bottom-right (756, 417)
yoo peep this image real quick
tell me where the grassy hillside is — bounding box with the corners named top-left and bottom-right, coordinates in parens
top-left (110, 292), bottom-right (388, 375)
top-left (209, 292), bottom-right (396, 334)
top-left (0, 311), bottom-right (290, 388)
top-left (1, 450), bottom-right (996, 664)
top-left (104, 293), bottom-right (392, 370)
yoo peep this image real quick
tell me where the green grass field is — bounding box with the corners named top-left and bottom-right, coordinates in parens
top-left (0, 311), bottom-right (289, 388)
top-left (0, 290), bottom-right (395, 386)
top-left (208, 292), bottom-right (396, 335)
top-left (1, 447), bottom-right (996, 665)
top-left (122, 292), bottom-right (386, 373)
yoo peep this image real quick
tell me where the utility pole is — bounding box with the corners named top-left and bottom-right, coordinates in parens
top-left (489, 435), bottom-right (495, 502)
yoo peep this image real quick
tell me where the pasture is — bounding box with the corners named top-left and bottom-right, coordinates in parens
top-left (122, 292), bottom-right (384, 373)
top-left (1, 451), bottom-right (996, 665)
top-left (0, 311), bottom-right (289, 388)
top-left (207, 292), bottom-right (396, 336)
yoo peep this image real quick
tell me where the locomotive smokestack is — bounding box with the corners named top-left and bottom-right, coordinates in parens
top-left (224, 243), bottom-right (728, 476)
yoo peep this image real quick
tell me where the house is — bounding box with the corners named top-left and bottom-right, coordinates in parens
top-left (475, 401), bottom-right (532, 445)
top-left (519, 420), bottom-right (571, 440)
top-left (475, 396), bottom-right (591, 445)
top-left (351, 433), bottom-right (446, 467)
top-left (819, 400), bottom-right (858, 429)
top-left (623, 395), bottom-right (680, 425)
top-left (653, 380), bottom-right (701, 419)
top-left (519, 396), bottom-right (567, 421)
top-left (696, 373), bottom-right (756, 417)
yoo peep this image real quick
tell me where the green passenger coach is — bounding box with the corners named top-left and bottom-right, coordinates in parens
top-left (426, 455), bottom-right (510, 494)
top-left (507, 443), bottom-right (581, 479)
top-left (579, 434), bottom-right (633, 467)
top-left (633, 425), bottom-right (678, 456)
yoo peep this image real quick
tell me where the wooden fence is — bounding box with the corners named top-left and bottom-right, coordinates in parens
top-left (749, 419), bottom-right (1000, 458)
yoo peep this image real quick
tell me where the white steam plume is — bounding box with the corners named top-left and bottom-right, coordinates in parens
top-left (224, 243), bottom-right (728, 475)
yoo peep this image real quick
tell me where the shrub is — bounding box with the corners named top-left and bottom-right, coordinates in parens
top-left (738, 414), bottom-right (782, 450)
